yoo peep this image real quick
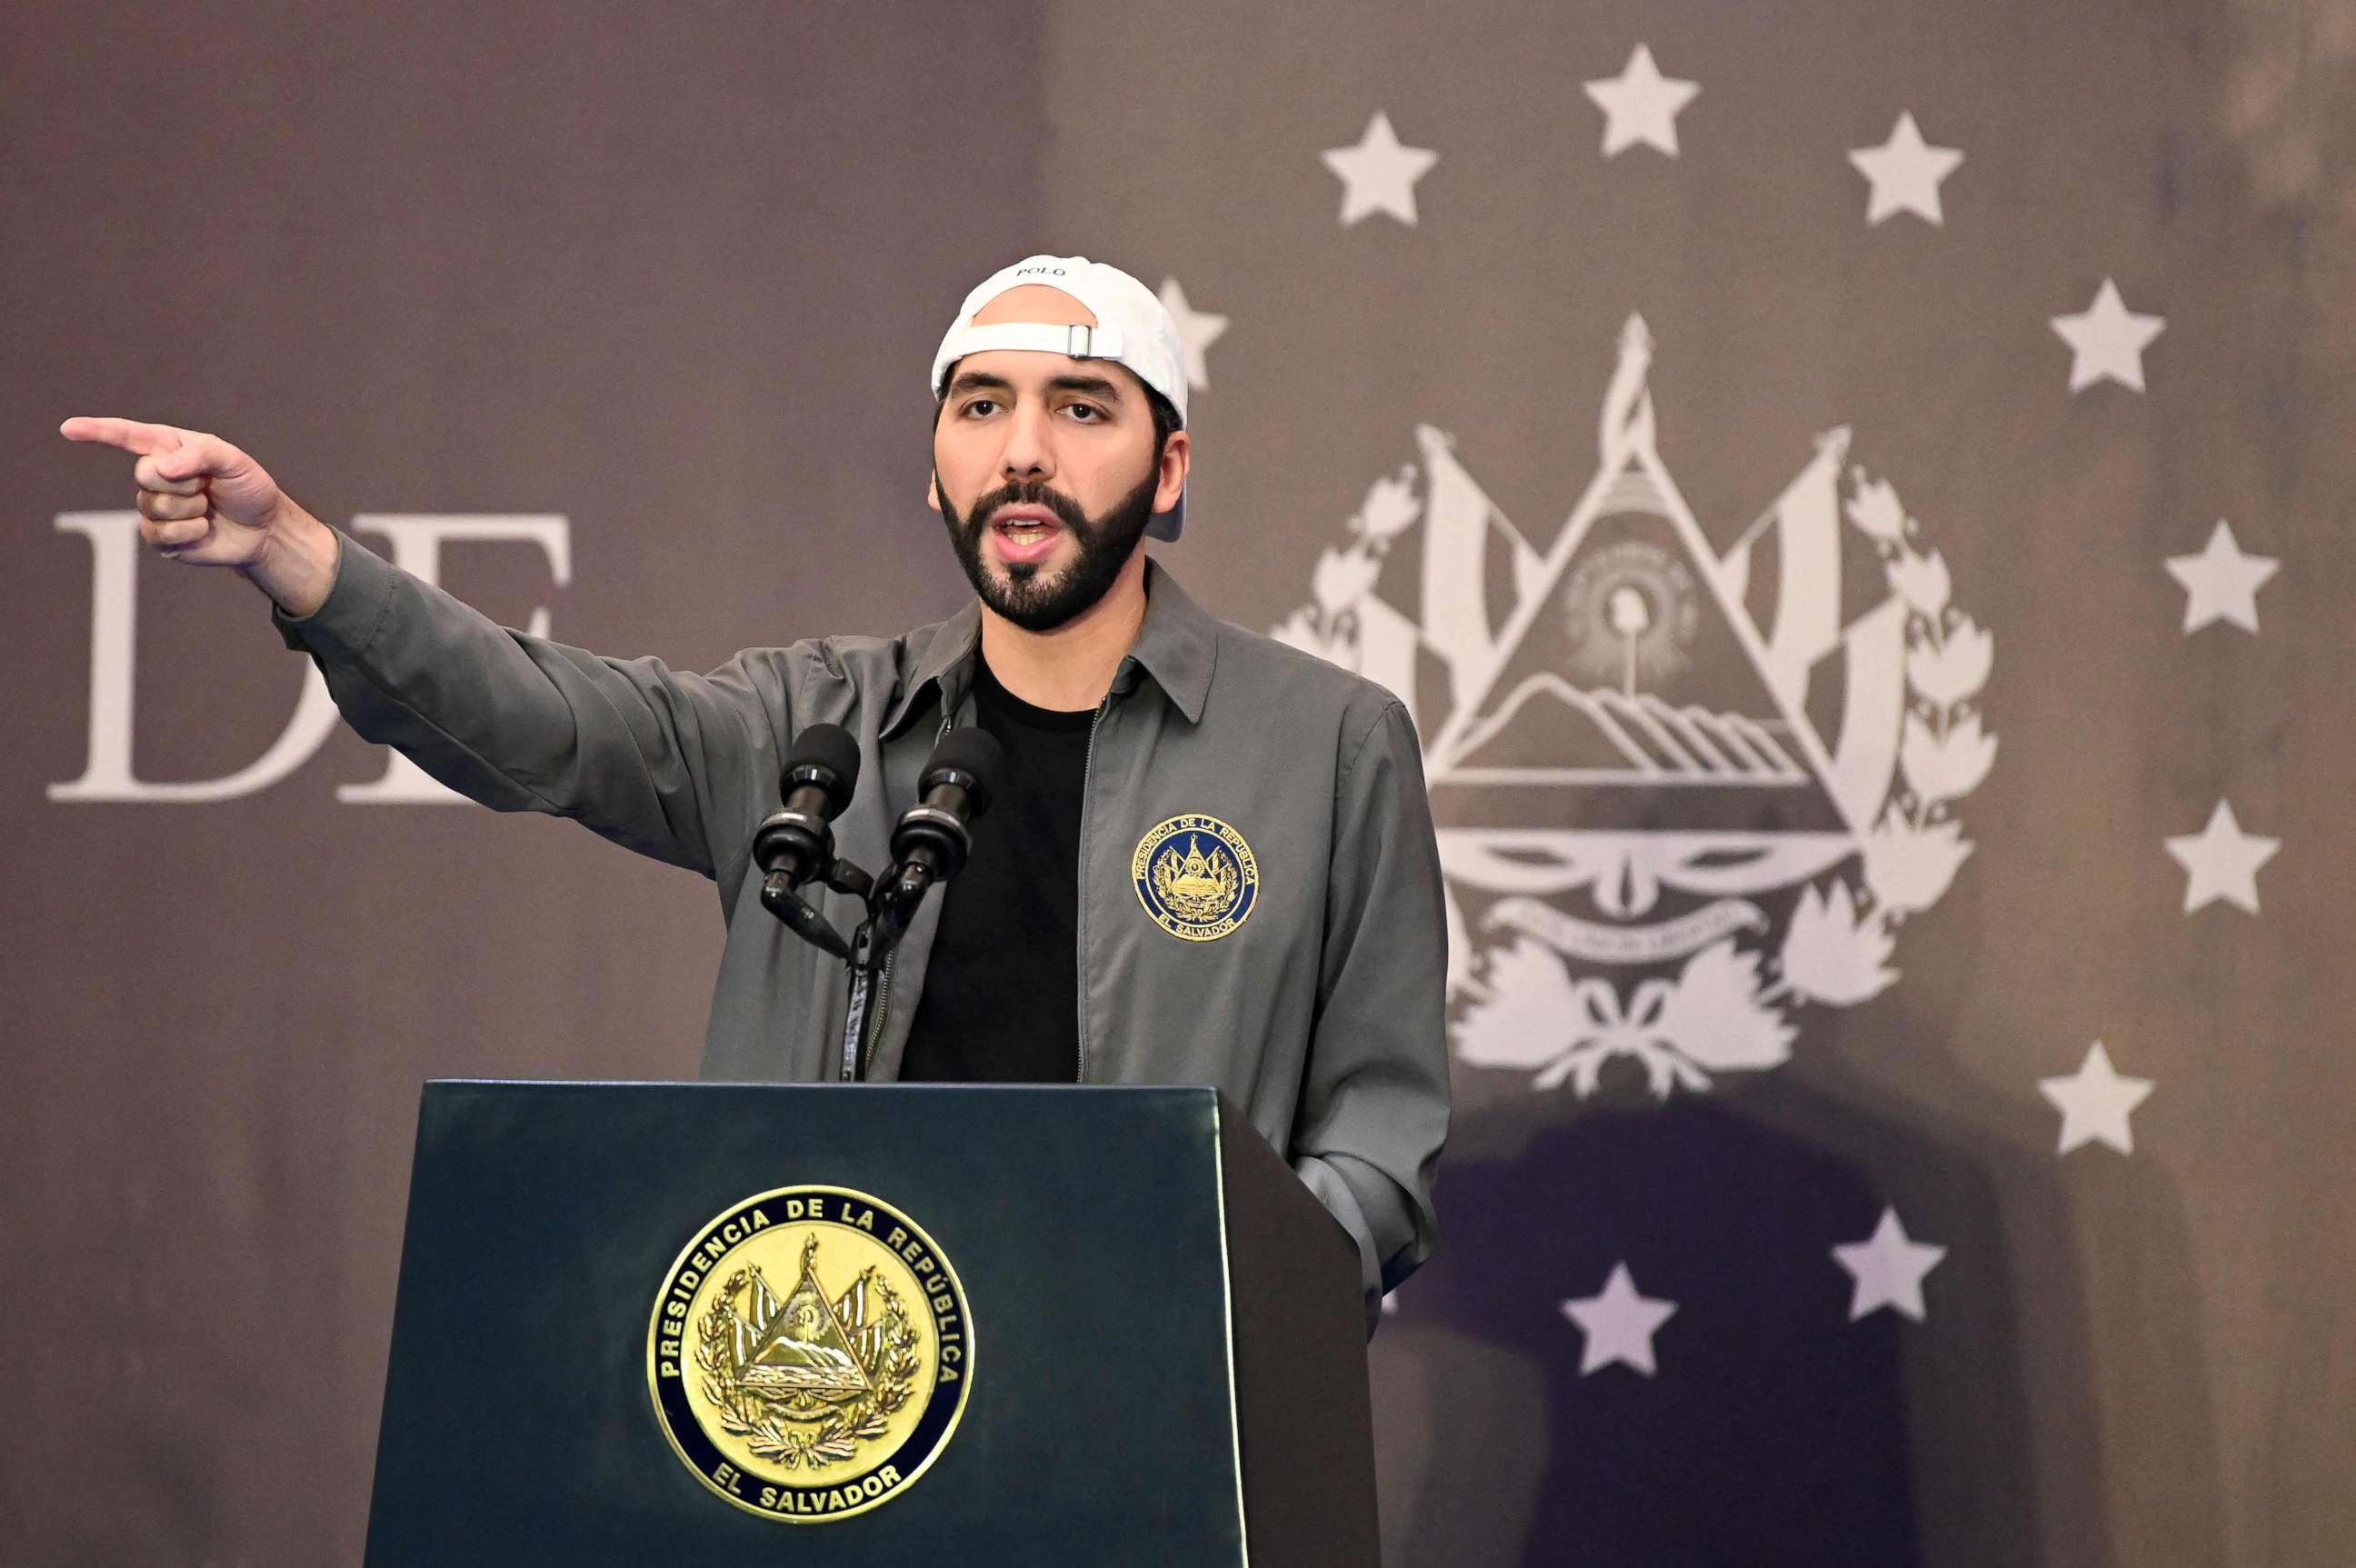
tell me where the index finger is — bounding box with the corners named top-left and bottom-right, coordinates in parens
top-left (59, 416), bottom-right (185, 457)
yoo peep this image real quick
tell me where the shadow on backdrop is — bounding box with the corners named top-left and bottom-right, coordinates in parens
top-left (1371, 1013), bottom-right (2226, 1566)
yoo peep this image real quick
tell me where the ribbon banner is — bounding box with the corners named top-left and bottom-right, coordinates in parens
top-left (1483, 895), bottom-right (1767, 965)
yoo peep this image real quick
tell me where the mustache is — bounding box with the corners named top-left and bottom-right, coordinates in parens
top-left (966, 481), bottom-right (1090, 533)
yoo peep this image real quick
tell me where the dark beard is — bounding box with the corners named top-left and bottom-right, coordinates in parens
top-left (937, 464), bottom-right (1159, 633)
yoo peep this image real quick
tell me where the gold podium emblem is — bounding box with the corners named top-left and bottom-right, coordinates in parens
top-left (647, 1187), bottom-right (972, 1522)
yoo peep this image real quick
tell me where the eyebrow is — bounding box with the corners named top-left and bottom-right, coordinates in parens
top-left (944, 369), bottom-right (1127, 405)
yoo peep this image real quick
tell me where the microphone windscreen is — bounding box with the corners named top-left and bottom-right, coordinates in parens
top-left (782, 723), bottom-right (861, 815)
top-left (924, 725), bottom-right (1004, 795)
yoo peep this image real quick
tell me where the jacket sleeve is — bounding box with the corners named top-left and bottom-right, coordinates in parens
top-left (1292, 696), bottom-right (1453, 1335)
top-left (272, 527), bottom-right (780, 879)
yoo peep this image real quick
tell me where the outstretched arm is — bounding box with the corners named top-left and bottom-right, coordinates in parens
top-left (58, 416), bottom-right (782, 878)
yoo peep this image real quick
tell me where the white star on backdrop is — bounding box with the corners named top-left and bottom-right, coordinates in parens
top-left (1847, 112), bottom-right (1964, 225)
top-left (2051, 278), bottom-right (2166, 393)
top-left (1156, 278), bottom-right (1228, 392)
top-left (2040, 1042), bottom-right (2156, 1156)
top-left (1583, 45), bottom-right (1699, 158)
top-left (2164, 800), bottom-right (2281, 914)
top-left (1832, 1207), bottom-right (1946, 1323)
top-left (1560, 1263), bottom-right (1679, 1375)
top-left (1321, 111), bottom-right (1438, 226)
top-left (2166, 520), bottom-right (2280, 634)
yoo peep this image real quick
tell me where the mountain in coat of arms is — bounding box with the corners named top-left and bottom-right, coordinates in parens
top-left (1274, 317), bottom-right (1995, 1095)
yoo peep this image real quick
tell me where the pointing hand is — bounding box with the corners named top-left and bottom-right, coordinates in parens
top-left (59, 416), bottom-right (291, 568)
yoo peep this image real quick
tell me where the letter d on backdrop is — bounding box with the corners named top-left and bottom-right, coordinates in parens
top-left (48, 513), bottom-right (570, 804)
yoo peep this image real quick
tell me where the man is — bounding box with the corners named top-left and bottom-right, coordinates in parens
top-left (60, 254), bottom-right (1450, 1325)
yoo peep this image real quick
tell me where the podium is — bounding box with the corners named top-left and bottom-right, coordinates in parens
top-left (363, 1081), bottom-right (1378, 1565)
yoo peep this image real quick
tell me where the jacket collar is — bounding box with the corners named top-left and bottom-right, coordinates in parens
top-left (1115, 558), bottom-right (1218, 724)
top-left (882, 557), bottom-right (1218, 739)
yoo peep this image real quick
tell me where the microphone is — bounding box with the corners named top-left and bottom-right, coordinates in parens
top-left (753, 724), bottom-right (860, 892)
top-left (881, 726), bottom-right (1003, 922)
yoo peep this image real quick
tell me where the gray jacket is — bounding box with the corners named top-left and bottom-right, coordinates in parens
top-left (276, 534), bottom-right (1451, 1319)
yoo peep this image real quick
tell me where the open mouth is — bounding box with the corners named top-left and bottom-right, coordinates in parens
top-left (989, 507), bottom-right (1066, 562)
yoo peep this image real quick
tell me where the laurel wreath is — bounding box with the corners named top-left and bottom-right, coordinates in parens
top-left (1705, 464), bottom-right (1997, 1073)
top-left (694, 1268), bottom-right (923, 1471)
top-left (1838, 467), bottom-right (1995, 923)
top-left (1278, 454), bottom-right (1994, 1094)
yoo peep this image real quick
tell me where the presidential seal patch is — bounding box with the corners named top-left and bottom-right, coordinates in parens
top-left (647, 1186), bottom-right (971, 1523)
top-left (1133, 814), bottom-right (1259, 941)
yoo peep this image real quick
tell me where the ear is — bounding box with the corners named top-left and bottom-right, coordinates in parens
top-left (924, 473), bottom-right (942, 512)
top-left (1155, 429), bottom-right (1191, 514)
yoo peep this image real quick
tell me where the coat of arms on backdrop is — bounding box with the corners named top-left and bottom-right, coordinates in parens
top-left (1274, 317), bottom-right (1996, 1095)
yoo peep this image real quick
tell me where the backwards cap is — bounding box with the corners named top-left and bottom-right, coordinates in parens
top-left (931, 255), bottom-right (1189, 542)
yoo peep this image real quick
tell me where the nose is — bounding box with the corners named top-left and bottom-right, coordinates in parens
top-left (996, 401), bottom-right (1056, 484)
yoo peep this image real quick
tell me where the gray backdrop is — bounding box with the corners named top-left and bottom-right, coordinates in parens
top-left (5, 2), bottom-right (2351, 1563)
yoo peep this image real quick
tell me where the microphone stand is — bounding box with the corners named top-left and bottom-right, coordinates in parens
top-left (759, 852), bottom-right (933, 1084)
top-left (759, 731), bottom-right (993, 1084)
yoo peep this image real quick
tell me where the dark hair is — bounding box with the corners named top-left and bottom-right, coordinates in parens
top-left (1142, 383), bottom-right (1183, 460)
top-left (933, 359), bottom-right (1182, 466)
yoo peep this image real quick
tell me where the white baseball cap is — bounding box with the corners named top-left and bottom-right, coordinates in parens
top-left (931, 254), bottom-right (1189, 542)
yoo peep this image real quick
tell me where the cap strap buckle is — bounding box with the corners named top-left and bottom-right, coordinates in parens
top-left (933, 320), bottom-right (1128, 380)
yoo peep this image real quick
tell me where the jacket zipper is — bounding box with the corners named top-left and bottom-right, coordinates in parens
top-left (863, 707), bottom-right (957, 1076)
top-left (868, 950), bottom-right (896, 1079)
top-left (1073, 690), bottom-right (1113, 1084)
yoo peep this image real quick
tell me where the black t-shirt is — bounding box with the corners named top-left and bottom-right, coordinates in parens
top-left (896, 654), bottom-right (1094, 1083)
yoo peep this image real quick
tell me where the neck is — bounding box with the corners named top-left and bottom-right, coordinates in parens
top-left (977, 551), bottom-right (1150, 711)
